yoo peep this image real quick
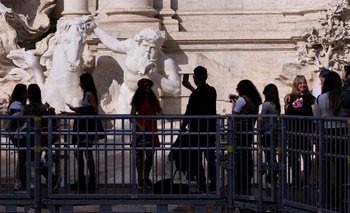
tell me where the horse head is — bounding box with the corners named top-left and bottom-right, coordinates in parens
top-left (55, 17), bottom-right (88, 72)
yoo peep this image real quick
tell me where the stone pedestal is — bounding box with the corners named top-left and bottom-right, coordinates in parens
top-left (96, 0), bottom-right (160, 38)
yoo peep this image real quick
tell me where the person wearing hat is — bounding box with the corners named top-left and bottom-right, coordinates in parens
top-left (180, 66), bottom-right (217, 192)
top-left (311, 67), bottom-right (331, 98)
top-left (319, 68), bottom-right (331, 85)
top-left (130, 78), bottom-right (163, 188)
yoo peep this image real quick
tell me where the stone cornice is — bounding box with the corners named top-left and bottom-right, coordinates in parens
top-left (176, 7), bottom-right (326, 16)
top-left (163, 31), bottom-right (297, 51)
top-left (89, 31), bottom-right (298, 52)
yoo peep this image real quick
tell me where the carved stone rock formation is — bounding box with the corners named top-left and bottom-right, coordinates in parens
top-left (0, 0), bottom-right (56, 113)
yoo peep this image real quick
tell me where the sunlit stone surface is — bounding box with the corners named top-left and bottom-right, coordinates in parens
top-left (0, 0), bottom-right (346, 115)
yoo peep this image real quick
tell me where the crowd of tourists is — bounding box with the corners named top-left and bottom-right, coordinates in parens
top-left (6, 64), bottom-right (350, 211)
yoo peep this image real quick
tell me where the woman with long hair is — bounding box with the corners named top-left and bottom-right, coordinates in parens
top-left (262, 84), bottom-right (281, 114)
top-left (8, 83), bottom-right (27, 115)
top-left (7, 84), bottom-right (27, 192)
top-left (231, 79), bottom-right (262, 194)
top-left (22, 84), bottom-right (61, 192)
top-left (69, 73), bottom-right (99, 191)
top-left (260, 83), bottom-right (281, 186)
top-left (285, 75), bottom-right (315, 188)
top-left (130, 78), bottom-right (162, 188)
top-left (314, 71), bottom-right (342, 117)
top-left (314, 71), bottom-right (345, 211)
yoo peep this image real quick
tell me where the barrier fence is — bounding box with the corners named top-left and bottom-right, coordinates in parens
top-left (0, 114), bottom-right (348, 213)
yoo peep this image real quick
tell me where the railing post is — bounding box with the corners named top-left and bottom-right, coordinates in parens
top-left (346, 120), bottom-right (350, 213)
top-left (256, 116), bottom-right (264, 212)
top-left (280, 116), bottom-right (287, 212)
top-left (130, 116), bottom-right (137, 195)
top-left (33, 116), bottom-right (42, 213)
top-left (215, 115), bottom-right (221, 198)
top-left (226, 115), bottom-right (235, 213)
top-left (276, 116), bottom-right (282, 210)
top-left (318, 120), bottom-right (325, 210)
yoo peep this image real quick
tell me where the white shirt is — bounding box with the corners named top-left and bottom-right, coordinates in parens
top-left (233, 97), bottom-right (246, 114)
top-left (8, 101), bottom-right (24, 115)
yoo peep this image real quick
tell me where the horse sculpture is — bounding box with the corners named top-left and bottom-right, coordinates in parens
top-left (7, 16), bottom-right (93, 112)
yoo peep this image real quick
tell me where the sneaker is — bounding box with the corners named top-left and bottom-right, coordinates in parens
top-left (13, 187), bottom-right (27, 194)
top-left (138, 179), bottom-right (144, 188)
top-left (52, 176), bottom-right (62, 192)
top-left (13, 183), bottom-right (21, 191)
top-left (145, 179), bottom-right (153, 188)
top-left (264, 182), bottom-right (272, 189)
top-left (138, 179), bottom-right (152, 188)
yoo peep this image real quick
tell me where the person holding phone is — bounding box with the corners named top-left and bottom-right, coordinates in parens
top-left (180, 66), bottom-right (217, 193)
top-left (69, 73), bottom-right (99, 191)
top-left (182, 73), bottom-right (195, 92)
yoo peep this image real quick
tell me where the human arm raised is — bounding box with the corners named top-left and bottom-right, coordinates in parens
top-left (86, 16), bottom-right (129, 54)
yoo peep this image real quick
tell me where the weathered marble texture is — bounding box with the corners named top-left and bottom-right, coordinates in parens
top-left (0, 0), bottom-right (56, 113)
top-left (1, 0), bottom-right (347, 115)
top-left (7, 16), bottom-right (94, 113)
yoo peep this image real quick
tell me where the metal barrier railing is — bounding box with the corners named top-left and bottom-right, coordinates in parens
top-left (0, 114), bottom-right (348, 213)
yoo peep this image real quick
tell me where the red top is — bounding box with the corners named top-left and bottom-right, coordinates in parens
top-left (136, 99), bottom-right (161, 147)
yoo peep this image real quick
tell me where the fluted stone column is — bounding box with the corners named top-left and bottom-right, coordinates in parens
top-left (61, 0), bottom-right (90, 19)
top-left (97, 0), bottom-right (160, 37)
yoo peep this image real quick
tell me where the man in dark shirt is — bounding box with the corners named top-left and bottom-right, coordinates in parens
top-left (180, 66), bottom-right (217, 192)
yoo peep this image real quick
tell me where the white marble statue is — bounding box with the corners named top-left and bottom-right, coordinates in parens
top-left (8, 16), bottom-right (94, 112)
top-left (87, 17), bottom-right (181, 114)
top-left (0, 2), bottom-right (12, 13)
top-left (0, 0), bottom-right (56, 113)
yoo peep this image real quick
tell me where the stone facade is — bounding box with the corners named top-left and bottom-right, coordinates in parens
top-left (0, 0), bottom-right (344, 115)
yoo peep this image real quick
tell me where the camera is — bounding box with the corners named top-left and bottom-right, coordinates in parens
top-left (229, 94), bottom-right (238, 102)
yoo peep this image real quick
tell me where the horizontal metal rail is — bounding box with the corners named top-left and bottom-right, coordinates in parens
top-left (0, 114), bottom-right (348, 213)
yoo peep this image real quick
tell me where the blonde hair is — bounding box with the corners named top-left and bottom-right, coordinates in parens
top-left (290, 75), bottom-right (311, 97)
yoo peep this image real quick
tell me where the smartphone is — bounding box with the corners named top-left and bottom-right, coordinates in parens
top-left (182, 74), bottom-right (189, 84)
